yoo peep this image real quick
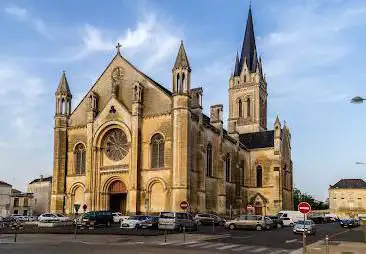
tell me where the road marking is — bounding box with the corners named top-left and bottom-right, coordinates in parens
top-left (200, 243), bottom-right (226, 248)
top-left (174, 241), bottom-right (198, 246)
top-left (232, 235), bottom-right (254, 239)
top-left (233, 245), bottom-right (255, 251)
top-left (285, 239), bottom-right (298, 244)
top-left (249, 247), bottom-right (269, 252)
top-left (187, 242), bottom-right (210, 247)
top-left (267, 250), bottom-right (290, 254)
top-left (158, 241), bottom-right (180, 245)
top-left (217, 244), bottom-right (240, 250)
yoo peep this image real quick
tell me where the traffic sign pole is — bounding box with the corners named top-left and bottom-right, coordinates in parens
top-left (298, 202), bottom-right (312, 254)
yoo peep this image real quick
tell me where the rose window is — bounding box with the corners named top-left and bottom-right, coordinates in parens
top-left (103, 129), bottom-right (129, 161)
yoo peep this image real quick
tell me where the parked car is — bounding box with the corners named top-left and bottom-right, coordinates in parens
top-left (120, 215), bottom-right (150, 229)
top-left (11, 215), bottom-right (29, 221)
top-left (340, 219), bottom-right (359, 228)
top-left (140, 216), bottom-right (159, 229)
top-left (194, 213), bottom-right (225, 225)
top-left (38, 213), bottom-right (60, 222)
top-left (268, 216), bottom-right (283, 228)
top-left (0, 216), bottom-right (18, 227)
top-left (293, 220), bottom-right (316, 235)
top-left (224, 215), bottom-right (272, 231)
top-left (309, 216), bottom-right (324, 224)
top-left (80, 211), bottom-right (113, 227)
top-left (158, 212), bottom-right (197, 231)
top-left (112, 213), bottom-right (129, 223)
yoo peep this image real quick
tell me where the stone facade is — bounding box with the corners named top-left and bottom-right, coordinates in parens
top-left (0, 181), bottom-right (12, 217)
top-left (28, 176), bottom-right (52, 215)
top-left (51, 7), bottom-right (293, 216)
top-left (329, 179), bottom-right (366, 218)
top-left (10, 189), bottom-right (34, 216)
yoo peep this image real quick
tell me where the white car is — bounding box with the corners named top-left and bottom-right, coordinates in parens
top-left (112, 213), bottom-right (129, 223)
top-left (38, 213), bottom-right (70, 222)
top-left (120, 215), bottom-right (149, 229)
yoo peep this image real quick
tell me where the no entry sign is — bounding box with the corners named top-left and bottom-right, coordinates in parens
top-left (298, 202), bottom-right (311, 214)
top-left (180, 201), bottom-right (189, 210)
top-left (246, 205), bottom-right (253, 210)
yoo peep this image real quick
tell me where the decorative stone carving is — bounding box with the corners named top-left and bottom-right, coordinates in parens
top-left (103, 129), bottom-right (129, 161)
top-left (111, 67), bottom-right (124, 82)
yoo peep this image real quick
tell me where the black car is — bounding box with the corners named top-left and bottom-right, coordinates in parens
top-left (268, 216), bottom-right (283, 228)
top-left (0, 216), bottom-right (18, 227)
top-left (309, 216), bottom-right (324, 224)
top-left (340, 219), bottom-right (359, 228)
top-left (79, 211), bottom-right (113, 227)
top-left (140, 216), bottom-right (159, 229)
top-left (194, 213), bottom-right (225, 225)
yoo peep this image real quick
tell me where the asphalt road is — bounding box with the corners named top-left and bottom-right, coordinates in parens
top-left (0, 222), bottom-right (363, 254)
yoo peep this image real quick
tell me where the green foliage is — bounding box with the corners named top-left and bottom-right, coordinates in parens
top-left (293, 187), bottom-right (329, 210)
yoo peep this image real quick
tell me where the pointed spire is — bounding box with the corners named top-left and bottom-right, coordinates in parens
top-left (238, 3), bottom-right (258, 74)
top-left (173, 40), bottom-right (191, 71)
top-left (234, 52), bottom-right (240, 76)
top-left (275, 115), bottom-right (281, 126)
top-left (56, 71), bottom-right (72, 96)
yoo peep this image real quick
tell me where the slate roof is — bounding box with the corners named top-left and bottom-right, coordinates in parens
top-left (29, 176), bottom-right (52, 184)
top-left (329, 179), bottom-right (366, 189)
top-left (239, 130), bottom-right (274, 149)
top-left (0, 180), bottom-right (11, 187)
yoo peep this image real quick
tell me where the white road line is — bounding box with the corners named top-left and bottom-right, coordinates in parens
top-left (233, 246), bottom-right (255, 251)
top-left (249, 247), bottom-right (269, 253)
top-left (187, 242), bottom-right (210, 248)
top-left (200, 243), bottom-right (227, 249)
top-left (158, 241), bottom-right (181, 245)
top-left (285, 239), bottom-right (298, 244)
top-left (174, 241), bottom-right (198, 246)
top-left (268, 250), bottom-right (290, 254)
top-left (217, 244), bottom-right (240, 250)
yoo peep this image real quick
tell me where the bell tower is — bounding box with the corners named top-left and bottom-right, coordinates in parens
top-left (228, 5), bottom-right (267, 135)
top-left (51, 71), bottom-right (72, 213)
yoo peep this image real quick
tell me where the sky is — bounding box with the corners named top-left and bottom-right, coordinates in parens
top-left (0, 0), bottom-right (366, 201)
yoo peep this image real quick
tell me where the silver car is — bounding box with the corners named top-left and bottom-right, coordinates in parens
top-left (293, 220), bottom-right (316, 235)
top-left (225, 215), bottom-right (272, 231)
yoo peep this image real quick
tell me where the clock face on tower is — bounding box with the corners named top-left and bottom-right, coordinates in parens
top-left (103, 128), bottom-right (129, 161)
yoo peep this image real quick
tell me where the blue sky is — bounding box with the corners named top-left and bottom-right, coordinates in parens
top-left (1, 0), bottom-right (366, 201)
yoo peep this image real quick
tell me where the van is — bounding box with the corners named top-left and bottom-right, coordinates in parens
top-left (277, 211), bottom-right (304, 226)
top-left (224, 215), bottom-right (273, 231)
top-left (158, 212), bottom-right (197, 231)
top-left (80, 211), bottom-right (113, 227)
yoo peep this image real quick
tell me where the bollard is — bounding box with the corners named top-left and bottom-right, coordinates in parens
top-left (325, 235), bottom-right (329, 254)
top-left (212, 219), bottom-right (215, 233)
top-left (183, 227), bottom-right (186, 242)
top-left (164, 226), bottom-right (167, 243)
top-left (89, 221), bottom-right (94, 230)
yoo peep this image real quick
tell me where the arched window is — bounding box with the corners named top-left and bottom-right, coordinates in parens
top-left (75, 143), bottom-right (86, 175)
top-left (238, 99), bottom-right (243, 117)
top-left (176, 73), bottom-right (180, 93)
top-left (247, 98), bottom-right (251, 117)
top-left (206, 143), bottom-right (212, 177)
top-left (225, 154), bottom-right (231, 182)
top-left (256, 165), bottom-right (263, 187)
top-left (151, 133), bottom-right (165, 168)
top-left (181, 73), bottom-right (185, 92)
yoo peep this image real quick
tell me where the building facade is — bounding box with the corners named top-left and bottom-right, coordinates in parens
top-left (329, 179), bottom-right (366, 218)
top-left (0, 181), bottom-right (12, 217)
top-left (10, 189), bottom-right (34, 216)
top-left (51, 7), bottom-right (293, 216)
top-left (28, 176), bottom-right (52, 215)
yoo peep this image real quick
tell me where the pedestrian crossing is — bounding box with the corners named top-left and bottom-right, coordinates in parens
top-left (145, 240), bottom-right (301, 253)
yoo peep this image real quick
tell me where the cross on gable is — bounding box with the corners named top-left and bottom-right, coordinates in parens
top-left (116, 42), bottom-right (122, 53)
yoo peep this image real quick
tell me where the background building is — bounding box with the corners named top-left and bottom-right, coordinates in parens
top-left (0, 181), bottom-right (12, 217)
top-left (51, 6), bottom-right (293, 216)
top-left (329, 179), bottom-right (366, 218)
top-left (10, 189), bottom-right (34, 216)
top-left (28, 175), bottom-right (52, 215)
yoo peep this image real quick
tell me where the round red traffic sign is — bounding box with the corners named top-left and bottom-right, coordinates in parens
top-left (180, 201), bottom-right (189, 210)
top-left (298, 202), bottom-right (311, 214)
top-left (246, 205), bottom-right (253, 210)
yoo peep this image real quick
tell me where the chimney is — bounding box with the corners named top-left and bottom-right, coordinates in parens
top-left (40, 175), bottom-right (44, 182)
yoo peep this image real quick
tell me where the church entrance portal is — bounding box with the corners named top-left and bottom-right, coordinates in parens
top-left (108, 180), bottom-right (127, 214)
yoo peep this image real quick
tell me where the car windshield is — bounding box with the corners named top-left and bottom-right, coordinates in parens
top-left (296, 221), bottom-right (312, 225)
top-left (56, 214), bottom-right (64, 217)
top-left (160, 212), bottom-right (175, 219)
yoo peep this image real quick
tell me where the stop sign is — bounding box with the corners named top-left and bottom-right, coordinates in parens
top-left (298, 202), bottom-right (311, 214)
top-left (180, 201), bottom-right (189, 210)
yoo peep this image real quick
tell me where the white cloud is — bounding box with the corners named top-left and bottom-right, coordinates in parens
top-left (4, 5), bottom-right (50, 37)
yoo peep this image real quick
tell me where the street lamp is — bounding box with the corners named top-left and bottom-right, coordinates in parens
top-left (351, 96), bottom-right (366, 104)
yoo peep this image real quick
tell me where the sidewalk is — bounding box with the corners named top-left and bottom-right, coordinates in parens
top-left (307, 241), bottom-right (366, 254)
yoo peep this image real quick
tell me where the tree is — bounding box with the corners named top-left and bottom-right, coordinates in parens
top-left (293, 188), bottom-right (328, 210)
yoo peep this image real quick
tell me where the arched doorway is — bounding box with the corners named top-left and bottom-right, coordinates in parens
top-left (109, 181), bottom-right (127, 214)
top-left (149, 181), bottom-right (166, 213)
top-left (254, 201), bottom-right (263, 215)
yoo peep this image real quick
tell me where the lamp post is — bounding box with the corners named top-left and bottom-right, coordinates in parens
top-left (351, 96), bottom-right (366, 104)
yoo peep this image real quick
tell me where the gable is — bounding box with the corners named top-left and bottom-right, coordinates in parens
top-left (69, 53), bottom-right (172, 127)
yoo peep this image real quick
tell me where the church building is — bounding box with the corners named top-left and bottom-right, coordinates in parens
top-left (51, 6), bottom-right (293, 216)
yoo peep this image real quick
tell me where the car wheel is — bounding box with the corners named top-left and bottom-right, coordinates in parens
top-left (289, 223), bottom-right (294, 227)
top-left (197, 221), bottom-right (202, 226)
top-left (178, 225), bottom-right (183, 232)
top-left (256, 225), bottom-right (263, 231)
top-left (276, 223), bottom-right (282, 228)
top-left (219, 221), bottom-right (224, 226)
top-left (229, 224), bottom-right (236, 230)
